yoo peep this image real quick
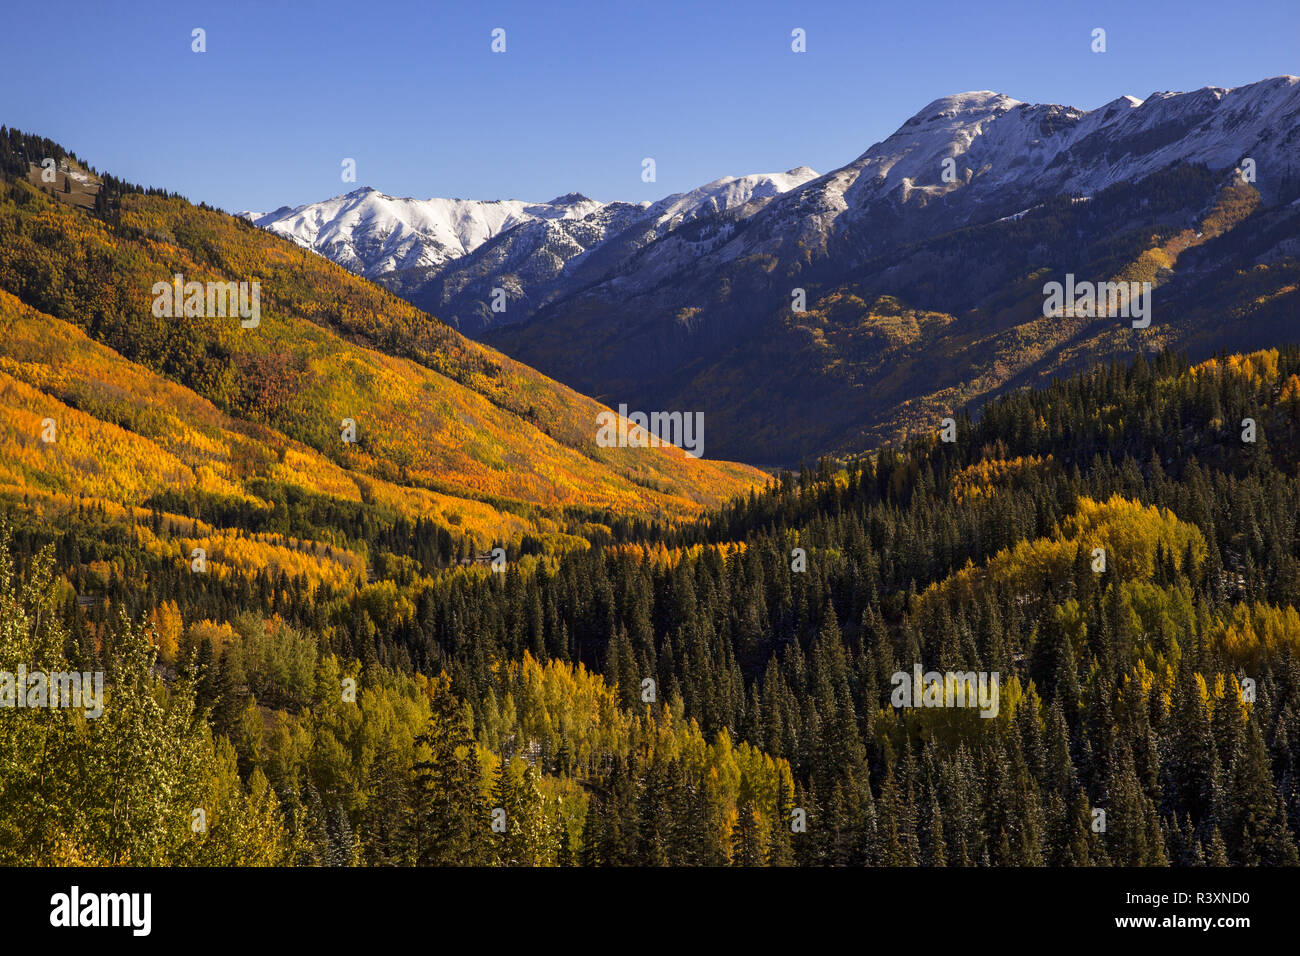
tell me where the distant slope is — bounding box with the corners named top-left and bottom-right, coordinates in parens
top-left (490, 77), bottom-right (1300, 462)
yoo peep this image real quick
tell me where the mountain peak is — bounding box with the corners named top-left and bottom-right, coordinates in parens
top-left (547, 191), bottom-right (593, 206)
top-left (907, 90), bottom-right (1023, 124)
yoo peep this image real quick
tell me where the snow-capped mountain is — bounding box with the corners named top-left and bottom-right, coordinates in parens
top-left (242, 168), bottom-right (819, 332)
top-left (240, 188), bottom-right (614, 277)
top-left (598, 76), bottom-right (1300, 291)
top-left (771, 75), bottom-right (1300, 262)
top-left (487, 75), bottom-right (1300, 461)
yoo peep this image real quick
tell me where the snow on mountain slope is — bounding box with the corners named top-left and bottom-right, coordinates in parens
top-left (646, 167), bottom-right (820, 228)
top-left (241, 187), bottom-right (616, 277)
top-left (375, 197), bottom-right (655, 330)
top-left (788, 76), bottom-right (1300, 249)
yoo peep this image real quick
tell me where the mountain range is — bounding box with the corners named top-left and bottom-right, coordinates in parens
top-left (240, 168), bottom-right (820, 335)
top-left (243, 76), bottom-right (1300, 463)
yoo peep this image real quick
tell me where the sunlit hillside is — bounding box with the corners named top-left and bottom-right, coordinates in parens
top-left (0, 143), bottom-right (763, 588)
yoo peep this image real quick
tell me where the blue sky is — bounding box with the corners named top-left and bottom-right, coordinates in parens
top-left (3, 0), bottom-right (1296, 212)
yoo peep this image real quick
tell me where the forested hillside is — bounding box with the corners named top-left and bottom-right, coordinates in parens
top-left (4, 338), bottom-right (1300, 865)
top-left (0, 125), bottom-right (762, 565)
